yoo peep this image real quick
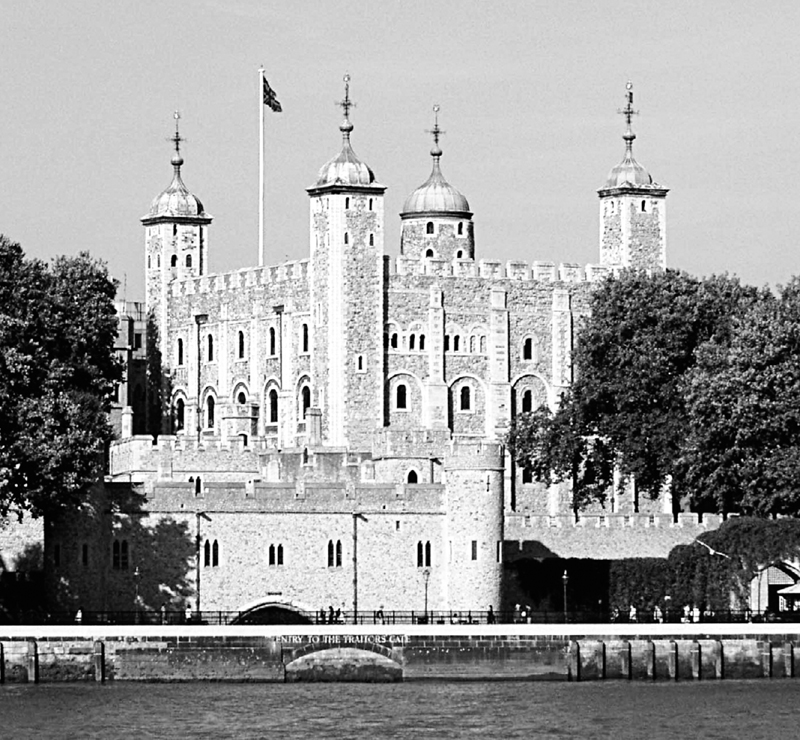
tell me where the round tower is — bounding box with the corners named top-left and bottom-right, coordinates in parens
top-left (306, 75), bottom-right (386, 448)
top-left (443, 442), bottom-right (504, 613)
top-left (400, 106), bottom-right (474, 261)
top-left (597, 83), bottom-right (668, 270)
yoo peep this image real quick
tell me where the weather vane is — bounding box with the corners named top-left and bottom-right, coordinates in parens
top-left (426, 103), bottom-right (445, 150)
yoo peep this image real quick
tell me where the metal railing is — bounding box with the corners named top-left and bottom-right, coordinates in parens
top-left (2, 608), bottom-right (798, 627)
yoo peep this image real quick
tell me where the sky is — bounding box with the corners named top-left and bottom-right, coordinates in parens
top-left (2, 0), bottom-right (800, 299)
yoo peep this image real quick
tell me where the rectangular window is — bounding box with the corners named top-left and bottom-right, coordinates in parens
top-left (134, 333), bottom-right (142, 350)
top-left (496, 541), bottom-right (502, 563)
top-left (471, 540), bottom-right (478, 561)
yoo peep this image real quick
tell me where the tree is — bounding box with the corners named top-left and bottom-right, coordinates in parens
top-left (0, 235), bottom-right (121, 518)
top-left (507, 269), bottom-right (757, 509)
top-left (683, 279), bottom-right (800, 515)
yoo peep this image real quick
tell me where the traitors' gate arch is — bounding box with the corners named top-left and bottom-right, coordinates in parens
top-left (231, 599), bottom-right (314, 625)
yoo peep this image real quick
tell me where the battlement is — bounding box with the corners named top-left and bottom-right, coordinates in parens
top-left (391, 256), bottom-right (622, 284)
top-left (506, 512), bottom-right (724, 532)
top-left (169, 259), bottom-right (310, 297)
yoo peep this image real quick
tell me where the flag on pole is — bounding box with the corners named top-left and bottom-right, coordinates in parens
top-left (262, 75), bottom-right (282, 112)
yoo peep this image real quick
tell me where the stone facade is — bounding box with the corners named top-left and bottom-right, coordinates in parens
top-left (43, 84), bottom-right (705, 621)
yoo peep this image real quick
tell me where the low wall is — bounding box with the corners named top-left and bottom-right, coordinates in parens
top-left (1, 624), bottom-right (798, 683)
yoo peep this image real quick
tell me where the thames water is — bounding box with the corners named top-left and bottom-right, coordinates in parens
top-left (1, 681), bottom-right (798, 739)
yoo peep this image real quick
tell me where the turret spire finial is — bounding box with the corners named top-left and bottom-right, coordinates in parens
top-left (170, 110), bottom-right (185, 170)
top-left (426, 103), bottom-right (445, 159)
top-left (337, 73), bottom-right (355, 138)
top-left (617, 81), bottom-right (638, 154)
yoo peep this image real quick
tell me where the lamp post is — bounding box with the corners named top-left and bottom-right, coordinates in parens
top-left (134, 566), bottom-right (141, 624)
top-left (562, 569), bottom-right (569, 623)
top-left (352, 512), bottom-right (367, 624)
top-left (422, 567), bottom-right (431, 621)
top-left (195, 511), bottom-right (212, 620)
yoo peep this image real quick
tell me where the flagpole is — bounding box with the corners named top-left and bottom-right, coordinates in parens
top-left (258, 65), bottom-right (265, 267)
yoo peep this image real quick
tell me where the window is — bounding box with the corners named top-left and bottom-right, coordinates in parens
top-left (426, 222), bottom-right (434, 235)
top-left (301, 386), bottom-right (311, 417)
top-left (195, 476), bottom-right (202, 495)
top-left (134, 333), bottom-right (142, 350)
top-left (522, 467), bottom-right (533, 484)
top-left (269, 327), bottom-right (276, 355)
top-left (269, 544), bottom-right (276, 565)
top-left (409, 334), bottom-right (415, 350)
top-left (369, 234), bottom-right (374, 246)
top-left (460, 386), bottom-right (471, 411)
top-left (480, 336), bottom-right (486, 353)
top-left (357, 355), bottom-right (364, 371)
top-left (641, 200), bottom-right (647, 212)
top-left (523, 338), bottom-right (533, 360)
top-left (148, 255), bottom-right (151, 269)
top-left (171, 254), bottom-right (178, 267)
top-left (471, 540), bottom-right (478, 561)
top-left (456, 250), bottom-right (463, 258)
top-left (417, 541), bottom-right (424, 567)
top-left (328, 539), bottom-right (342, 567)
top-left (212, 540), bottom-right (219, 567)
top-left (82, 543), bottom-right (89, 567)
top-left (204, 540), bottom-right (211, 567)
top-left (186, 254), bottom-right (192, 268)
top-left (344, 232), bottom-right (349, 245)
top-left (425, 541), bottom-right (431, 567)
top-left (345, 197), bottom-right (350, 209)
top-left (522, 390), bottom-right (532, 413)
top-left (458, 222), bottom-right (464, 235)
top-left (206, 397), bottom-right (215, 429)
top-left (425, 248), bottom-right (434, 258)
top-left (417, 541), bottom-right (431, 567)
top-left (369, 198), bottom-right (373, 210)
top-left (175, 399), bottom-right (185, 431)
top-left (390, 333), bottom-right (398, 349)
top-left (396, 384), bottom-right (407, 410)
top-left (419, 335), bottom-right (425, 350)
top-left (453, 336), bottom-right (460, 352)
top-left (444, 335), bottom-right (450, 352)
top-left (327, 540), bottom-right (334, 567)
top-left (177, 338), bottom-right (184, 365)
top-left (277, 544), bottom-right (284, 566)
top-left (270, 543), bottom-right (284, 566)
top-left (172, 224), bottom-right (177, 237)
top-left (269, 389), bottom-right (278, 423)
top-left (470, 336), bottom-right (476, 353)
top-left (238, 331), bottom-right (245, 359)
top-left (302, 324), bottom-right (309, 353)
top-left (407, 470), bottom-right (418, 484)
top-left (237, 391), bottom-right (246, 405)
top-left (336, 540), bottom-right (342, 567)
top-left (207, 334), bottom-right (214, 362)
top-left (157, 255), bottom-right (161, 268)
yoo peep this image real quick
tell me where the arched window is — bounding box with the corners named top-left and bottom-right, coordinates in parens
top-left (269, 389), bottom-right (278, 423)
top-left (336, 540), bottom-right (342, 567)
top-left (522, 390), bottom-right (533, 413)
top-left (147, 255), bottom-right (151, 269)
top-left (237, 391), bottom-right (246, 405)
top-left (368, 198), bottom-right (373, 210)
top-left (238, 331), bottom-right (245, 359)
top-left (407, 470), bottom-right (418, 484)
top-left (301, 386), bottom-right (311, 417)
top-left (458, 222), bottom-right (464, 235)
top-left (396, 384), bottom-right (407, 410)
top-left (409, 334), bottom-right (415, 350)
top-left (172, 224), bottom-right (177, 237)
top-left (157, 254), bottom-right (161, 268)
top-left (277, 544), bottom-right (284, 566)
top-left (641, 200), bottom-right (647, 212)
top-left (195, 476), bottom-right (202, 494)
top-left (369, 234), bottom-right (374, 246)
top-left (327, 540), bottom-right (334, 567)
top-left (269, 544), bottom-right (276, 565)
top-left (120, 540), bottom-right (129, 570)
top-left (426, 222), bottom-right (434, 235)
top-left (523, 338), bottom-right (533, 360)
top-left (456, 250), bottom-right (463, 258)
top-left (302, 324), bottom-right (309, 353)
top-left (425, 248), bottom-right (434, 258)
top-left (390, 333), bottom-right (398, 349)
top-left (175, 399), bottom-right (185, 431)
top-left (425, 541), bottom-right (431, 567)
top-left (460, 386), bottom-right (471, 411)
top-left (186, 253), bottom-right (192, 268)
top-left (470, 336), bottom-right (476, 353)
top-left (419, 335), bottom-right (425, 350)
top-left (207, 334), bottom-right (214, 362)
top-left (345, 197), bottom-right (350, 209)
top-left (480, 336), bottom-right (486, 353)
top-left (212, 540), bottom-right (219, 567)
top-left (170, 254), bottom-right (177, 267)
top-left (453, 336), bottom-right (460, 352)
top-left (269, 327), bottom-right (276, 355)
top-left (206, 396), bottom-right (215, 429)
top-left (204, 539), bottom-right (211, 567)
top-left (344, 232), bottom-right (349, 245)
top-left (177, 338), bottom-right (184, 365)
top-left (417, 541), bottom-right (424, 567)
top-left (357, 355), bottom-right (364, 371)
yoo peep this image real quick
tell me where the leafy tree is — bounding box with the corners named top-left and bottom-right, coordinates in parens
top-left (0, 235), bottom-right (121, 518)
top-left (508, 269), bottom-right (757, 510)
top-left (683, 279), bottom-right (800, 515)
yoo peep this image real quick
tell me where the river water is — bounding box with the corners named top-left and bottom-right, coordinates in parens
top-left (1, 680), bottom-right (795, 738)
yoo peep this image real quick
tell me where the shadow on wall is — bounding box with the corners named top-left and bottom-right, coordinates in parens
top-left (0, 543), bottom-right (45, 622)
top-left (46, 483), bottom-right (195, 616)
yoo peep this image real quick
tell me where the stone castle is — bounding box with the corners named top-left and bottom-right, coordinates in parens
top-left (38, 80), bottom-right (723, 622)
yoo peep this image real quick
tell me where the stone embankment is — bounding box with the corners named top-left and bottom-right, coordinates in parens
top-left (1, 624), bottom-right (797, 683)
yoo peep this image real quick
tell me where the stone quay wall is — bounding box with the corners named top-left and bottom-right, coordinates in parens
top-left (1, 624), bottom-right (799, 683)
